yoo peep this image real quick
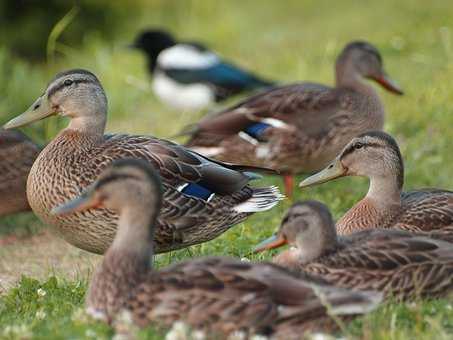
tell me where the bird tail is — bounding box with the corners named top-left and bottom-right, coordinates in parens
top-left (233, 186), bottom-right (284, 212)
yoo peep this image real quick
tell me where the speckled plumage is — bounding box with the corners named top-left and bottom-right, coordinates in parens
top-left (52, 161), bottom-right (381, 338)
top-left (4, 69), bottom-right (282, 254)
top-left (300, 131), bottom-right (453, 237)
top-left (259, 201), bottom-right (453, 300)
top-left (0, 129), bottom-right (40, 216)
top-left (184, 41), bottom-right (402, 177)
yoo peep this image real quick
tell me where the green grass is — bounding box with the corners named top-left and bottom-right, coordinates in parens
top-left (1, 0), bottom-right (453, 338)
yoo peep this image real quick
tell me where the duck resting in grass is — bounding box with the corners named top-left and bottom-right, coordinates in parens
top-left (299, 131), bottom-right (453, 239)
top-left (0, 129), bottom-right (40, 217)
top-left (254, 200), bottom-right (453, 300)
top-left (3, 69), bottom-right (283, 254)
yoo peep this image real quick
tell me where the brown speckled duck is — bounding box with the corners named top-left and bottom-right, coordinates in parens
top-left (52, 160), bottom-right (381, 338)
top-left (299, 131), bottom-right (453, 237)
top-left (183, 41), bottom-right (403, 197)
top-left (0, 129), bottom-right (40, 216)
top-left (255, 200), bottom-right (453, 300)
top-left (3, 69), bottom-right (283, 254)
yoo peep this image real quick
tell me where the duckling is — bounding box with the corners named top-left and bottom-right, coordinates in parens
top-left (0, 129), bottom-right (40, 216)
top-left (3, 69), bottom-right (282, 254)
top-left (129, 29), bottom-right (274, 111)
top-left (183, 41), bottom-right (403, 197)
top-left (255, 200), bottom-right (453, 300)
top-left (52, 160), bottom-right (381, 338)
top-left (299, 131), bottom-right (453, 236)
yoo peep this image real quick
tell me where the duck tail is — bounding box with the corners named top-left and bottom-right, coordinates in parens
top-left (233, 186), bottom-right (284, 213)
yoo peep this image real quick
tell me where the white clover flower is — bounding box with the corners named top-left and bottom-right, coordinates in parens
top-left (35, 309), bottom-right (47, 320)
top-left (227, 331), bottom-right (247, 340)
top-left (165, 321), bottom-right (190, 340)
top-left (85, 329), bottom-right (97, 338)
top-left (37, 288), bottom-right (47, 297)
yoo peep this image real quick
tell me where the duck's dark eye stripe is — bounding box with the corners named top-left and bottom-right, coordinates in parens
top-left (47, 78), bottom-right (94, 98)
top-left (341, 141), bottom-right (384, 158)
top-left (95, 174), bottom-right (140, 189)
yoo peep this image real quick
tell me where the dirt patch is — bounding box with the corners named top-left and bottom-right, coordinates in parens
top-left (0, 231), bottom-right (100, 294)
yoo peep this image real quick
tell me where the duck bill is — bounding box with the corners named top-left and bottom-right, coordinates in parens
top-left (3, 96), bottom-right (55, 130)
top-left (299, 158), bottom-right (347, 188)
top-left (51, 190), bottom-right (102, 216)
top-left (370, 72), bottom-right (404, 95)
top-left (253, 234), bottom-right (287, 253)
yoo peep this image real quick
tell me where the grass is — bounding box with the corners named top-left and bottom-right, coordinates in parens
top-left (1, 0), bottom-right (453, 338)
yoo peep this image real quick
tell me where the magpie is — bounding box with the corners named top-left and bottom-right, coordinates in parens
top-left (129, 29), bottom-right (275, 111)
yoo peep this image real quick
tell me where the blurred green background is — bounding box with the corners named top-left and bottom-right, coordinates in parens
top-left (1, 1), bottom-right (453, 338)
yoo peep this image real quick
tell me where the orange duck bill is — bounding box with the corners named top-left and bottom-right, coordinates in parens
top-left (253, 234), bottom-right (287, 253)
top-left (370, 72), bottom-right (404, 95)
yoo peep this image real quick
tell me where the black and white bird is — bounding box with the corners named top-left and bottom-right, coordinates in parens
top-left (129, 29), bottom-right (275, 111)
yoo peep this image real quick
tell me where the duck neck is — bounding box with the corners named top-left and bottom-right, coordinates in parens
top-left (365, 175), bottom-right (402, 210)
top-left (66, 110), bottom-right (107, 138)
top-left (109, 202), bottom-right (155, 267)
top-left (297, 229), bottom-right (338, 264)
top-left (335, 64), bottom-right (378, 98)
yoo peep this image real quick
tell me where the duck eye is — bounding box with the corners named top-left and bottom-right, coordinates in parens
top-left (354, 142), bottom-right (364, 150)
top-left (64, 79), bottom-right (73, 86)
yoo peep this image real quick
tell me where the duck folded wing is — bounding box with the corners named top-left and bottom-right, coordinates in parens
top-left (127, 257), bottom-right (381, 333)
top-left (99, 135), bottom-right (272, 194)
top-left (397, 189), bottom-right (453, 231)
top-left (319, 230), bottom-right (452, 271)
top-left (185, 83), bottom-right (343, 144)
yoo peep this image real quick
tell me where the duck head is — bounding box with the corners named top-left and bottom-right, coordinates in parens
top-left (254, 200), bottom-right (337, 263)
top-left (299, 131), bottom-right (404, 195)
top-left (336, 41), bottom-right (403, 95)
top-left (3, 69), bottom-right (107, 132)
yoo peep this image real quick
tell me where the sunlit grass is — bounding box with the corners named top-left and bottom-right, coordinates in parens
top-left (1, 0), bottom-right (453, 338)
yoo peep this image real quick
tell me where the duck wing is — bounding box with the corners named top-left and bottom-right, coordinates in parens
top-left (395, 189), bottom-right (453, 232)
top-left (184, 82), bottom-right (346, 147)
top-left (127, 257), bottom-right (381, 335)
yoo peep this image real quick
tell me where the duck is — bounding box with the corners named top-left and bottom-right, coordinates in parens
top-left (0, 129), bottom-right (40, 216)
top-left (129, 29), bottom-right (275, 111)
top-left (51, 159), bottom-right (382, 338)
top-left (299, 131), bottom-right (453, 237)
top-left (183, 41), bottom-right (404, 197)
top-left (3, 69), bottom-right (283, 254)
top-left (254, 200), bottom-right (453, 300)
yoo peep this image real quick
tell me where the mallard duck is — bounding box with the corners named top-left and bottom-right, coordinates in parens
top-left (51, 159), bottom-right (381, 337)
top-left (3, 69), bottom-right (283, 254)
top-left (183, 41), bottom-right (403, 197)
top-left (254, 200), bottom-right (453, 300)
top-left (129, 29), bottom-right (274, 111)
top-left (299, 131), bottom-right (453, 237)
top-left (0, 129), bottom-right (40, 216)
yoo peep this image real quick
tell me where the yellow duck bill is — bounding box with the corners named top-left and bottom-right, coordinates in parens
top-left (3, 96), bottom-right (55, 130)
top-left (299, 158), bottom-right (347, 188)
top-left (253, 234), bottom-right (287, 253)
top-left (51, 190), bottom-right (102, 216)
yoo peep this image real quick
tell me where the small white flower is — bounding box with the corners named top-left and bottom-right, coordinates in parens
top-left (165, 321), bottom-right (190, 340)
top-left (37, 288), bottom-right (47, 297)
top-left (227, 331), bottom-right (247, 340)
top-left (85, 329), bottom-right (97, 338)
top-left (192, 330), bottom-right (206, 340)
top-left (250, 335), bottom-right (269, 340)
top-left (35, 309), bottom-right (47, 320)
top-left (240, 257), bottom-right (250, 262)
top-left (309, 333), bottom-right (337, 340)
